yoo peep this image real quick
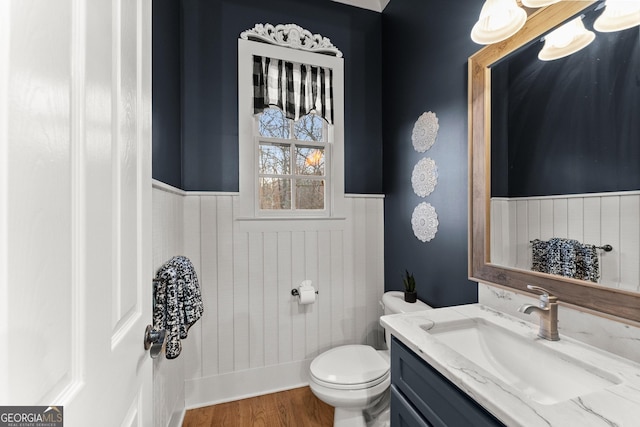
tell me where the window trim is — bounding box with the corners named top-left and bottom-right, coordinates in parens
top-left (238, 38), bottom-right (344, 220)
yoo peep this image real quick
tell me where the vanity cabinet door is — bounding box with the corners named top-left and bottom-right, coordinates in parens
top-left (391, 337), bottom-right (505, 427)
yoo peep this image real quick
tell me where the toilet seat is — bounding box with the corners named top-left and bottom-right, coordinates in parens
top-left (310, 345), bottom-right (389, 391)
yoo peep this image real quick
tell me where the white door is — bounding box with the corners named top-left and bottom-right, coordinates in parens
top-left (0, 1), bottom-right (153, 426)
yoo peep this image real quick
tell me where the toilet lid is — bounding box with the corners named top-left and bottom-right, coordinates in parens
top-left (310, 345), bottom-right (389, 388)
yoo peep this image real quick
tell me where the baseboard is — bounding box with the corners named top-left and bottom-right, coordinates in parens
top-left (185, 359), bottom-right (313, 409)
top-left (167, 408), bottom-right (185, 427)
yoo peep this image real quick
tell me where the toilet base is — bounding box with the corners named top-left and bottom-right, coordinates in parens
top-left (364, 389), bottom-right (390, 427)
top-left (334, 408), bottom-right (367, 427)
top-left (332, 389), bottom-right (391, 427)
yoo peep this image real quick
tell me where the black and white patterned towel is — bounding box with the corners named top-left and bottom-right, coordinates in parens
top-left (153, 256), bottom-right (204, 359)
top-left (531, 238), bottom-right (599, 283)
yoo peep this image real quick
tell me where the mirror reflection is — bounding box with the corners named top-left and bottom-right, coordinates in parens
top-left (489, 5), bottom-right (640, 293)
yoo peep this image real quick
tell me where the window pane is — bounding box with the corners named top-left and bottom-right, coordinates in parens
top-left (296, 147), bottom-right (324, 176)
top-left (259, 143), bottom-right (290, 175)
top-left (296, 179), bottom-right (325, 210)
top-left (294, 114), bottom-right (323, 141)
top-left (259, 107), bottom-right (290, 139)
top-left (260, 178), bottom-right (291, 209)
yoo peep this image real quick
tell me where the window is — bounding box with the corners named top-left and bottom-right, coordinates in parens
top-left (238, 29), bottom-right (344, 219)
top-left (257, 108), bottom-right (329, 212)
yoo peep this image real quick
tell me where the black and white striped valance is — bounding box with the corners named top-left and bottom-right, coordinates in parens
top-left (253, 55), bottom-right (334, 124)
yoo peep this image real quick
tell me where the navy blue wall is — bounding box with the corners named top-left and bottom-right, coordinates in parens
top-left (153, 0), bottom-right (491, 308)
top-left (492, 20), bottom-right (640, 197)
top-left (381, 0), bottom-right (481, 307)
top-left (173, 0), bottom-right (382, 192)
top-left (152, 0), bottom-right (182, 188)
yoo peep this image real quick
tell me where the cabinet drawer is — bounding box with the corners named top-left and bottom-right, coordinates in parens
top-left (391, 337), bottom-right (505, 427)
top-left (391, 385), bottom-right (431, 427)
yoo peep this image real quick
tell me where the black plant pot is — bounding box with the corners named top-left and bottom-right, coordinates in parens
top-left (404, 291), bottom-right (417, 303)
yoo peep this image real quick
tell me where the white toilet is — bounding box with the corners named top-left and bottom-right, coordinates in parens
top-left (309, 291), bottom-right (432, 427)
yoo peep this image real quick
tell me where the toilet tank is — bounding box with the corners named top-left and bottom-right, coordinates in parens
top-left (381, 291), bottom-right (431, 315)
top-left (381, 291), bottom-right (432, 349)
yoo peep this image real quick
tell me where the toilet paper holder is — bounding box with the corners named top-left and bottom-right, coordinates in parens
top-left (291, 288), bottom-right (319, 296)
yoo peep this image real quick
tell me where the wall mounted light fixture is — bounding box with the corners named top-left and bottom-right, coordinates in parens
top-left (538, 16), bottom-right (596, 61)
top-left (472, 1), bottom-right (639, 61)
top-left (471, 0), bottom-right (527, 45)
top-left (594, 0), bottom-right (640, 32)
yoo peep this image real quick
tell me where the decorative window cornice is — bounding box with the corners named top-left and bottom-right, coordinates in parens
top-left (240, 23), bottom-right (343, 58)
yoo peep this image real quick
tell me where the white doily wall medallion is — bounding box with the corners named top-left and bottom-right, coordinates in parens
top-left (411, 202), bottom-right (439, 242)
top-left (411, 158), bottom-right (438, 197)
top-left (411, 111), bottom-right (439, 152)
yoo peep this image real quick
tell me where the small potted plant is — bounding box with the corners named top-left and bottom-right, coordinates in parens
top-left (402, 270), bottom-right (417, 303)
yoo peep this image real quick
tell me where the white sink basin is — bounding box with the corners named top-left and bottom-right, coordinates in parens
top-left (422, 317), bottom-right (621, 405)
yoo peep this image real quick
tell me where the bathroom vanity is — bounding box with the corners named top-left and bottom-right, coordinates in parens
top-left (382, 304), bottom-right (640, 427)
top-left (390, 336), bottom-right (503, 427)
top-left (450, 2), bottom-right (640, 424)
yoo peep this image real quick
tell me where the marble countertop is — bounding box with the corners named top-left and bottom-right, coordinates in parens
top-left (381, 304), bottom-right (640, 427)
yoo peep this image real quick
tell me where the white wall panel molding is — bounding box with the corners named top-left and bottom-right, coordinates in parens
top-left (492, 190), bottom-right (640, 201)
top-left (491, 191), bottom-right (640, 292)
top-left (152, 179), bottom-right (187, 196)
top-left (345, 193), bottom-right (385, 199)
top-left (152, 187), bottom-right (186, 427)
top-left (185, 359), bottom-right (312, 408)
top-left (153, 185), bottom-right (385, 406)
top-left (151, 180), bottom-right (384, 200)
top-left (235, 217), bottom-right (348, 233)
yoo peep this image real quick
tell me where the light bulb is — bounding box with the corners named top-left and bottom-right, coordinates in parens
top-left (594, 0), bottom-right (640, 32)
top-left (538, 16), bottom-right (596, 61)
top-left (471, 0), bottom-right (527, 44)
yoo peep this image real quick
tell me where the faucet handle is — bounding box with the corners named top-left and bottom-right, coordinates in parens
top-left (526, 285), bottom-right (558, 307)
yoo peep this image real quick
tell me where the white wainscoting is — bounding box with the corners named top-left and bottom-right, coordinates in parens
top-left (491, 191), bottom-right (640, 292)
top-left (152, 181), bottom-right (385, 408)
top-left (152, 185), bottom-right (187, 427)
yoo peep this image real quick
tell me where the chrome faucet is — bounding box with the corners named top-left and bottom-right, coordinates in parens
top-left (518, 285), bottom-right (559, 341)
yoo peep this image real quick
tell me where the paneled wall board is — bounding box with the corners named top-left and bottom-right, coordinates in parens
top-left (153, 185), bottom-right (386, 406)
top-left (182, 195), bottom-right (203, 381)
top-left (317, 231), bottom-right (333, 354)
top-left (330, 230), bottom-right (346, 347)
top-left (233, 228), bottom-right (250, 372)
top-left (365, 197), bottom-right (385, 347)
top-left (620, 196), bottom-right (640, 292)
top-left (216, 196), bottom-right (235, 375)
top-left (353, 200), bottom-right (367, 344)
top-left (277, 231), bottom-right (294, 364)
top-left (152, 186), bottom-right (187, 427)
top-left (491, 192), bottom-right (640, 291)
top-left (304, 230), bottom-right (320, 360)
top-left (248, 231), bottom-right (265, 369)
top-left (200, 196), bottom-right (220, 378)
top-left (263, 231), bottom-right (279, 366)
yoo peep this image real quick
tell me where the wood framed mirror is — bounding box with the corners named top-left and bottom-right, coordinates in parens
top-left (468, 1), bottom-right (640, 323)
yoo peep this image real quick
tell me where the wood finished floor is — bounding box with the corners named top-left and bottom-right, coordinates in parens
top-left (182, 387), bottom-right (334, 427)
